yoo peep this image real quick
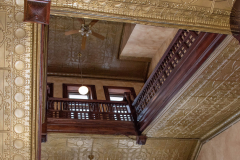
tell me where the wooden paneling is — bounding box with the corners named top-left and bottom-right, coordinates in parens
top-left (47, 119), bottom-right (136, 135)
top-left (46, 97), bottom-right (136, 135)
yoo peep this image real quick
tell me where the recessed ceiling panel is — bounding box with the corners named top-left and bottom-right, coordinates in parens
top-left (47, 16), bottom-right (149, 82)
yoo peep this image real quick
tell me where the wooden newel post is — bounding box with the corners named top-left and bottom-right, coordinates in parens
top-left (125, 92), bottom-right (147, 145)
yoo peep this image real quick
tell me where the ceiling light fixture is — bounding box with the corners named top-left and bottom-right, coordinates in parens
top-left (78, 53), bottom-right (89, 95)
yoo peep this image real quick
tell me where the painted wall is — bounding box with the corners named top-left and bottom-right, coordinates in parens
top-left (147, 28), bottom-right (178, 77)
top-left (47, 76), bottom-right (144, 100)
top-left (197, 121), bottom-right (240, 160)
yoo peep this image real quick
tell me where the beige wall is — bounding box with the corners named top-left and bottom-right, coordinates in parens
top-left (197, 121), bottom-right (240, 160)
top-left (47, 76), bottom-right (144, 100)
top-left (148, 29), bottom-right (178, 76)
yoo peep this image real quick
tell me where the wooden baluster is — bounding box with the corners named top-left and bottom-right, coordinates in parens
top-left (125, 92), bottom-right (140, 136)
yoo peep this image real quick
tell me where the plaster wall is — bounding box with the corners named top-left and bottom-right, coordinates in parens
top-left (148, 29), bottom-right (177, 76)
top-left (47, 76), bottom-right (144, 100)
top-left (197, 120), bottom-right (240, 160)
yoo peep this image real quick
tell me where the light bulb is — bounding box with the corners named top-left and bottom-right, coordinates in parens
top-left (78, 86), bottom-right (89, 95)
top-left (81, 32), bottom-right (84, 36)
top-left (86, 33), bottom-right (89, 37)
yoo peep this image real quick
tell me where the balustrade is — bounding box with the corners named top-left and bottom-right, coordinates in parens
top-left (47, 98), bottom-right (133, 122)
top-left (133, 30), bottom-right (200, 120)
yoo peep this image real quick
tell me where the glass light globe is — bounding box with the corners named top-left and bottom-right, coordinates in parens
top-left (78, 86), bottom-right (89, 95)
top-left (86, 33), bottom-right (89, 37)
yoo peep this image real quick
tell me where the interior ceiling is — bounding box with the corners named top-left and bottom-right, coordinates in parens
top-left (121, 24), bottom-right (178, 58)
top-left (145, 36), bottom-right (240, 140)
top-left (42, 134), bottom-right (198, 160)
top-left (47, 16), bottom-right (149, 82)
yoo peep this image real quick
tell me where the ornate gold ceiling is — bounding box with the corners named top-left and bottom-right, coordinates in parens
top-left (42, 133), bottom-right (198, 160)
top-left (1, 0), bottom-right (239, 159)
top-left (50, 0), bottom-right (235, 34)
top-left (47, 15), bottom-right (149, 81)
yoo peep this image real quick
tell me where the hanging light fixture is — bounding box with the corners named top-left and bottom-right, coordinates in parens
top-left (78, 86), bottom-right (88, 95)
top-left (78, 53), bottom-right (89, 95)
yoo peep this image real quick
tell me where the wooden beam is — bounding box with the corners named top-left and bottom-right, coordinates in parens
top-left (47, 119), bottom-right (136, 135)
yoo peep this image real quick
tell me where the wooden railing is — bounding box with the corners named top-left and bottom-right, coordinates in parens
top-left (132, 30), bottom-right (226, 132)
top-left (47, 97), bottom-right (133, 122)
top-left (133, 30), bottom-right (200, 119)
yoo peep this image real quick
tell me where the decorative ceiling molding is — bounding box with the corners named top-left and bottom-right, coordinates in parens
top-left (144, 35), bottom-right (240, 140)
top-left (50, 0), bottom-right (233, 34)
top-left (42, 133), bottom-right (199, 160)
top-left (0, 4), bottom-right (40, 160)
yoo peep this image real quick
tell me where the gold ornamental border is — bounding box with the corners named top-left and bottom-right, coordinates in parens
top-left (50, 5), bottom-right (232, 35)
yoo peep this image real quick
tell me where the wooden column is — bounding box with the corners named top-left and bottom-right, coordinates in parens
top-left (230, 0), bottom-right (240, 43)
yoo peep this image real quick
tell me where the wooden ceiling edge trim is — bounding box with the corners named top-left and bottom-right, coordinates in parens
top-left (142, 35), bottom-right (235, 136)
top-left (47, 72), bottom-right (145, 82)
top-left (137, 33), bottom-right (227, 133)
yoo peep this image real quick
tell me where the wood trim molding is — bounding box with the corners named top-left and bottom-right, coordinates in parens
top-left (62, 83), bottom-right (97, 100)
top-left (103, 86), bottom-right (136, 101)
top-left (134, 31), bottom-right (227, 133)
top-left (47, 83), bottom-right (53, 97)
top-left (24, 0), bottom-right (51, 24)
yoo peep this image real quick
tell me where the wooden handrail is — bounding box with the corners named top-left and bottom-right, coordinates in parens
top-left (48, 97), bottom-right (128, 104)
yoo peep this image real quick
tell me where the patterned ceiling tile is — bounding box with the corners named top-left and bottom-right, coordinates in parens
top-left (47, 16), bottom-right (149, 81)
top-left (145, 36), bottom-right (240, 139)
top-left (41, 133), bottom-right (198, 160)
top-left (50, 0), bottom-right (234, 34)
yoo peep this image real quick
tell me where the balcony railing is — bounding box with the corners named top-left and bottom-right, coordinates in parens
top-left (133, 30), bottom-right (200, 119)
top-left (132, 30), bottom-right (226, 132)
top-left (47, 97), bottom-right (133, 122)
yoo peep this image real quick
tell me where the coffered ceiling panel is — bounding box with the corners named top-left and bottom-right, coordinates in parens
top-left (41, 133), bottom-right (198, 160)
top-left (47, 16), bottom-right (149, 82)
top-left (145, 36), bottom-right (240, 139)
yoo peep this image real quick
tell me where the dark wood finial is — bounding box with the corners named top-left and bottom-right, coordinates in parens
top-left (136, 135), bottom-right (147, 145)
